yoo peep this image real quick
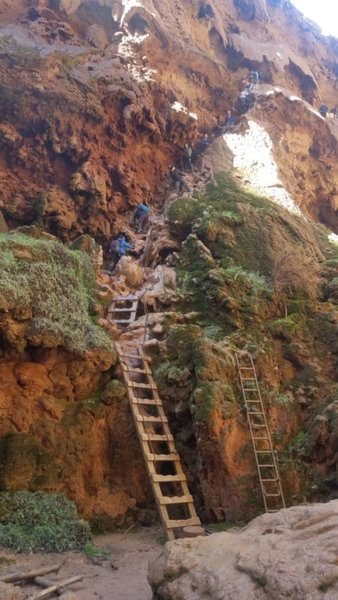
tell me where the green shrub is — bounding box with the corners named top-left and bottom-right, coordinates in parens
top-left (0, 492), bottom-right (91, 553)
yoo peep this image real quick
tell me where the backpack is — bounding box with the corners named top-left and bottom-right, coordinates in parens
top-left (109, 239), bottom-right (119, 253)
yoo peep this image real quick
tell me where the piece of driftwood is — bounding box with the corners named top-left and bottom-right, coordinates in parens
top-left (33, 577), bottom-right (65, 595)
top-left (0, 565), bottom-right (60, 583)
top-left (28, 575), bottom-right (83, 599)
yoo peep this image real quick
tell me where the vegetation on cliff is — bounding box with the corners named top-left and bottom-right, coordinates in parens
top-left (153, 175), bottom-right (338, 520)
top-left (0, 232), bottom-right (113, 353)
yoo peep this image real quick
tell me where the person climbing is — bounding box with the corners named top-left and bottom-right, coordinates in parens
top-left (224, 110), bottom-right (236, 131)
top-left (133, 201), bottom-right (150, 232)
top-left (194, 133), bottom-right (210, 156)
top-left (108, 234), bottom-right (134, 273)
top-left (319, 104), bottom-right (329, 118)
top-left (183, 144), bottom-right (193, 172)
top-left (169, 166), bottom-right (192, 194)
top-left (250, 70), bottom-right (260, 83)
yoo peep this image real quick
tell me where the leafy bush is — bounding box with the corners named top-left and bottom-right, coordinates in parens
top-left (0, 492), bottom-right (91, 553)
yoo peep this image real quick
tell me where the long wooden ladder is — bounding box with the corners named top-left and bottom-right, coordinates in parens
top-left (107, 295), bottom-right (139, 326)
top-left (115, 342), bottom-right (202, 539)
top-left (235, 351), bottom-right (286, 513)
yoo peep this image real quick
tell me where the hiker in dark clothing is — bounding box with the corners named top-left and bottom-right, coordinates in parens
top-left (235, 92), bottom-right (256, 115)
top-left (194, 133), bottom-right (210, 156)
top-left (133, 201), bottom-right (150, 232)
top-left (169, 166), bottom-right (192, 194)
top-left (319, 105), bottom-right (329, 118)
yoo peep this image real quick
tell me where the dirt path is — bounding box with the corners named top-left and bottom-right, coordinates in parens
top-left (0, 527), bottom-right (162, 600)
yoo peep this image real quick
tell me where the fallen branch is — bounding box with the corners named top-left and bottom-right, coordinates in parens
top-left (28, 575), bottom-right (83, 600)
top-left (33, 577), bottom-right (65, 596)
top-left (0, 565), bottom-right (60, 583)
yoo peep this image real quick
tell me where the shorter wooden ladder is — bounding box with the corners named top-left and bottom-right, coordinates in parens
top-left (107, 295), bottom-right (139, 326)
top-left (235, 351), bottom-right (286, 513)
top-left (116, 342), bottom-right (202, 540)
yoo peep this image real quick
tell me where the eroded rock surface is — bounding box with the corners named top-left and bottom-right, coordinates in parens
top-left (149, 501), bottom-right (338, 599)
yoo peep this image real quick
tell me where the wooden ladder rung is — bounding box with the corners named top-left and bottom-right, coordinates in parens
top-left (115, 319), bottom-right (134, 324)
top-left (119, 353), bottom-right (143, 359)
top-left (146, 453), bottom-right (179, 461)
top-left (142, 433), bottom-right (174, 442)
top-left (152, 474), bottom-right (186, 483)
top-left (253, 437), bottom-right (269, 440)
top-left (261, 478), bottom-right (279, 482)
top-left (136, 415), bottom-right (168, 423)
top-left (258, 464), bottom-right (275, 468)
top-left (123, 367), bottom-right (149, 374)
top-left (128, 382), bottom-right (156, 389)
top-left (159, 495), bottom-right (193, 505)
top-left (132, 399), bottom-right (160, 406)
top-left (166, 517), bottom-right (201, 529)
top-left (264, 492), bottom-right (281, 497)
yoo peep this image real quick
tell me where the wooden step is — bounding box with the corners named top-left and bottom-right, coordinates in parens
top-left (152, 474), bottom-right (186, 483)
top-left (127, 382), bottom-right (156, 389)
top-left (132, 398), bottom-right (160, 406)
top-left (142, 433), bottom-right (174, 442)
top-left (115, 319), bottom-right (135, 324)
top-left (146, 453), bottom-right (179, 461)
top-left (122, 367), bottom-right (150, 374)
top-left (166, 517), bottom-right (201, 529)
top-left (261, 478), bottom-right (280, 482)
top-left (253, 437), bottom-right (269, 441)
top-left (112, 307), bottom-right (137, 312)
top-left (258, 464), bottom-right (275, 468)
top-left (136, 415), bottom-right (168, 424)
top-left (159, 495), bottom-right (193, 505)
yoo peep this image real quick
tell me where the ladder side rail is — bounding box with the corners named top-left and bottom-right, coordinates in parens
top-left (117, 346), bottom-right (201, 539)
top-left (236, 352), bottom-right (285, 512)
top-left (117, 351), bottom-right (175, 539)
top-left (236, 354), bottom-right (269, 512)
top-left (248, 354), bottom-right (286, 509)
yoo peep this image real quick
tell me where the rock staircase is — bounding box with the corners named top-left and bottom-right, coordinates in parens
top-left (109, 295), bottom-right (203, 540)
top-left (236, 351), bottom-right (286, 513)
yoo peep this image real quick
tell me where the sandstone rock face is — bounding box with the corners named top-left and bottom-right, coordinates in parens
top-left (0, 0), bottom-right (337, 240)
top-left (149, 501), bottom-right (338, 599)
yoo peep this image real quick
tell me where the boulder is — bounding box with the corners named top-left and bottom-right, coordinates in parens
top-left (149, 501), bottom-right (338, 599)
top-left (115, 256), bottom-right (143, 288)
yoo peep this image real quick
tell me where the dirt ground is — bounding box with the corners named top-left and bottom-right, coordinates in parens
top-left (0, 526), bottom-right (163, 600)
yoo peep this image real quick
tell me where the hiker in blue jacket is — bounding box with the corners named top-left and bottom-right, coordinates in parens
top-left (133, 202), bottom-right (150, 232)
top-left (108, 234), bottom-right (133, 273)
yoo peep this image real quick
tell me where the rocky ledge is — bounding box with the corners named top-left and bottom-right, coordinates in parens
top-left (149, 500), bottom-right (338, 599)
